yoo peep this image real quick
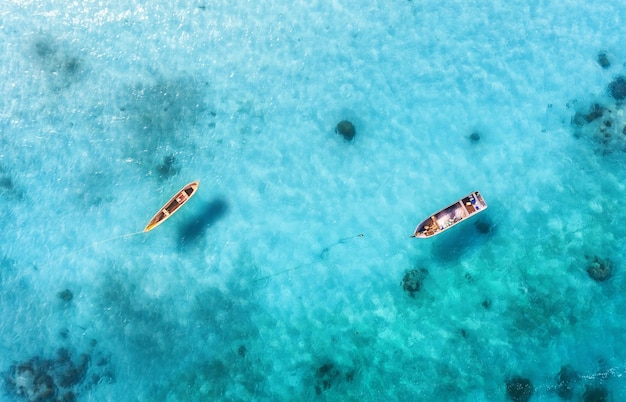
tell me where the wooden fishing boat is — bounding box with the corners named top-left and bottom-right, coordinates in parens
top-left (413, 191), bottom-right (487, 238)
top-left (144, 181), bottom-right (199, 232)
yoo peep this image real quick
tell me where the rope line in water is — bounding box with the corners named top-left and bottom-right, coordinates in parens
top-left (54, 231), bottom-right (145, 263)
top-left (253, 233), bottom-right (365, 283)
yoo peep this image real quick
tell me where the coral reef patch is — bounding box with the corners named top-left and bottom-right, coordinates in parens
top-left (597, 51), bottom-right (611, 69)
top-left (570, 101), bottom-right (626, 153)
top-left (118, 76), bottom-right (209, 170)
top-left (608, 75), bottom-right (626, 101)
top-left (335, 120), bottom-right (356, 141)
top-left (583, 385), bottom-right (609, 402)
top-left (57, 289), bottom-right (73, 303)
top-left (401, 267), bottom-right (429, 297)
top-left (313, 361), bottom-right (355, 395)
top-left (585, 255), bottom-right (612, 282)
top-left (3, 344), bottom-right (114, 401)
top-left (30, 35), bottom-right (86, 93)
top-left (155, 154), bottom-right (180, 180)
top-left (554, 364), bottom-right (579, 400)
top-left (0, 165), bottom-right (23, 200)
top-left (469, 131), bottom-right (481, 143)
top-left (570, 69), bottom-right (626, 153)
top-left (505, 376), bottom-right (534, 402)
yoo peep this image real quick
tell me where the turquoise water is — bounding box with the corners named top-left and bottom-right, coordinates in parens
top-left (1, 0), bottom-right (626, 400)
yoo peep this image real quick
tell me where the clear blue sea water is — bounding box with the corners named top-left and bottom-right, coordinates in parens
top-left (1, 0), bottom-right (626, 400)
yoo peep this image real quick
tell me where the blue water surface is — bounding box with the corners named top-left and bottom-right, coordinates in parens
top-left (1, 0), bottom-right (626, 400)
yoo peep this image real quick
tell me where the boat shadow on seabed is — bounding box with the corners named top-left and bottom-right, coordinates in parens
top-left (430, 215), bottom-right (496, 262)
top-left (177, 197), bottom-right (229, 248)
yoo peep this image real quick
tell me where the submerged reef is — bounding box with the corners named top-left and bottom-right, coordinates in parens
top-left (468, 131), bottom-right (481, 143)
top-left (335, 120), bottom-right (356, 141)
top-left (30, 34), bottom-right (86, 92)
top-left (597, 51), bottom-right (611, 69)
top-left (572, 103), bottom-right (607, 126)
top-left (551, 361), bottom-right (619, 400)
top-left (570, 100), bottom-right (626, 153)
top-left (0, 175), bottom-right (14, 194)
top-left (554, 364), bottom-right (580, 400)
top-left (3, 344), bottom-right (114, 401)
top-left (401, 267), bottom-right (429, 297)
top-left (57, 289), bottom-right (74, 303)
top-left (314, 362), bottom-right (340, 395)
top-left (156, 154), bottom-right (180, 180)
top-left (608, 75), bottom-right (626, 101)
top-left (119, 75), bottom-right (209, 171)
top-left (583, 385), bottom-right (609, 402)
top-left (0, 165), bottom-right (24, 200)
top-left (313, 361), bottom-right (355, 395)
top-left (505, 376), bottom-right (534, 402)
top-left (585, 255), bottom-right (612, 282)
top-left (569, 61), bottom-right (626, 153)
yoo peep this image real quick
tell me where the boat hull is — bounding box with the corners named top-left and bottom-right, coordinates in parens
top-left (144, 181), bottom-right (199, 232)
top-left (413, 191), bottom-right (487, 238)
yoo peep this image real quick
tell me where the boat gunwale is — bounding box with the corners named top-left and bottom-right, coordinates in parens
top-left (413, 191), bottom-right (487, 238)
top-left (143, 181), bottom-right (199, 232)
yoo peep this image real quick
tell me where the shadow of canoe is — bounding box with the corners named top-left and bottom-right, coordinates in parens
top-left (178, 197), bottom-right (228, 247)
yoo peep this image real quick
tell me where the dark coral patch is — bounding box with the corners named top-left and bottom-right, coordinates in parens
top-left (597, 51), bottom-right (611, 69)
top-left (4, 346), bottom-right (113, 401)
top-left (608, 76), bottom-right (626, 101)
top-left (0, 176), bottom-right (14, 191)
top-left (586, 256), bottom-right (612, 282)
top-left (401, 267), bottom-right (429, 297)
top-left (505, 376), bottom-right (534, 402)
top-left (572, 103), bottom-right (608, 127)
top-left (335, 120), bottom-right (356, 141)
top-left (583, 385), bottom-right (608, 402)
top-left (314, 362), bottom-right (341, 395)
top-left (31, 36), bottom-right (86, 92)
top-left (311, 360), bottom-right (356, 395)
top-left (554, 364), bottom-right (579, 400)
top-left (0, 166), bottom-right (24, 200)
top-left (568, 100), bottom-right (626, 153)
top-left (120, 77), bottom-right (208, 168)
top-left (58, 289), bottom-right (73, 302)
top-left (156, 154), bottom-right (180, 180)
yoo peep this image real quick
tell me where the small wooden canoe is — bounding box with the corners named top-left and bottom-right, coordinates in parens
top-left (144, 181), bottom-right (199, 232)
top-left (413, 191), bottom-right (487, 238)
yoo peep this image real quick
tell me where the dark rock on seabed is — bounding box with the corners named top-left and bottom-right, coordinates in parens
top-left (505, 376), bottom-right (534, 402)
top-left (3, 343), bottom-right (114, 400)
top-left (608, 75), bottom-right (626, 101)
top-left (597, 51), bottom-right (610, 69)
top-left (401, 268), bottom-right (429, 297)
top-left (469, 131), bottom-right (481, 143)
top-left (554, 364), bottom-right (579, 400)
top-left (313, 360), bottom-right (355, 395)
top-left (335, 120), bottom-right (356, 141)
top-left (586, 256), bottom-right (612, 282)
top-left (583, 385), bottom-right (609, 402)
top-left (58, 289), bottom-right (73, 302)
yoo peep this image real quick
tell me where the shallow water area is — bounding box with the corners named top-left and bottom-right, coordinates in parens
top-left (2, 0), bottom-right (626, 400)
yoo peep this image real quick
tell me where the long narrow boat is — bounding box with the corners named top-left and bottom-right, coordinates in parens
top-left (144, 181), bottom-right (199, 232)
top-left (413, 191), bottom-right (488, 238)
